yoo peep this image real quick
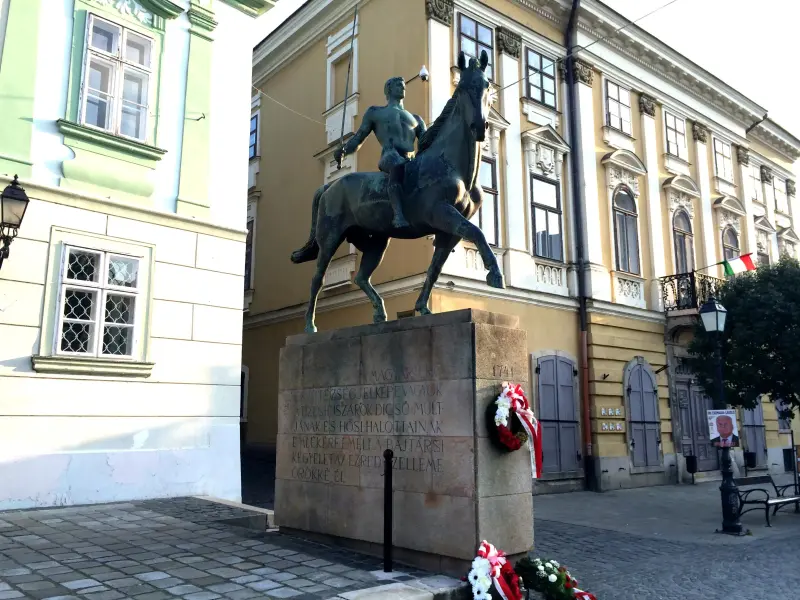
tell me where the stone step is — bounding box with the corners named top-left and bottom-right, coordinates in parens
top-left (192, 495), bottom-right (275, 530)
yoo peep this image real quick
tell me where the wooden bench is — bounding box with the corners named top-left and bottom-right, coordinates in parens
top-left (734, 475), bottom-right (800, 526)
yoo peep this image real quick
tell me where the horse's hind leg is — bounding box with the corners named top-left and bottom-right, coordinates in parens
top-left (354, 236), bottom-right (390, 324)
top-left (304, 231), bottom-right (343, 333)
top-left (415, 233), bottom-right (459, 315)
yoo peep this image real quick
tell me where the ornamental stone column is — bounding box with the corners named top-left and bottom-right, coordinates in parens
top-left (692, 123), bottom-right (718, 275)
top-left (639, 93), bottom-right (665, 310)
top-left (760, 165), bottom-right (781, 260)
top-left (736, 146), bottom-right (758, 256)
top-left (496, 27), bottom-right (526, 253)
top-left (425, 0), bottom-right (453, 122)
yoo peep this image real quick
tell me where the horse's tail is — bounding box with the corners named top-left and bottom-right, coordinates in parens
top-left (291, 183), bottom-right (329, 264)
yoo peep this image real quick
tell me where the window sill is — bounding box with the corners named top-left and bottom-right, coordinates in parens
top-left (713, 176), bottom-right (737, 197)
top-left (31, 355), bottom-right (155, 378)
top-left (602, 126), bottom-right (635, 152)
top-left (664, 153), bottom-right (691, 176)
top-left (56, 119), bottom-right (167, 162)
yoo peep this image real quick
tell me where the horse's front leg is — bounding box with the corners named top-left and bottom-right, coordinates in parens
top-left (428, 202), bottom-right (504, 289)
top-left (415, 233), bottom-right (459, 315)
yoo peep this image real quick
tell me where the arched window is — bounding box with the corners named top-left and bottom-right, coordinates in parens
top-left (613, 188), bottom-right (640, 274)
top-left (722, 227), bottom-right (739, 261)
top-left (672, 210), bottom-right (694, 273)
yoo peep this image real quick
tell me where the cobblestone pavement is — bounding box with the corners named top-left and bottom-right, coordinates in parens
top-left (0, 498), bottom-right (430, 600)
top-left (534, 480), bottom-right (800, 600)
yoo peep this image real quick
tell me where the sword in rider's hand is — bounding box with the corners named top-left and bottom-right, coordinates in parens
top-left (336, 4), bottom-right (358, 171)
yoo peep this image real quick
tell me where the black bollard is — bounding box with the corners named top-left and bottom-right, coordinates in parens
top-left (383, 448), bottom-right (393, 572)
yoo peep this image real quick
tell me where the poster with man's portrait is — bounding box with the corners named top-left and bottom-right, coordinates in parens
top-left (707, 410), bottom-right (740, 447)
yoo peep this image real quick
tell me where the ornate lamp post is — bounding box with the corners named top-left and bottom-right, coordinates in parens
top-left (699, 296), bottom-right (742, 535)
top-left (0, 175), bottom-right (30, 271)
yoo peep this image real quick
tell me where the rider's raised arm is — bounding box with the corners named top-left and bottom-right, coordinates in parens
top-left (341, 107), bottom-right (376, 155)
top-left (414, 115), bottom-right (427, 144)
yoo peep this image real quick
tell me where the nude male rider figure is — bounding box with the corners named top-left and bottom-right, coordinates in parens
top-left (334, 76), bottom-right (426, 229)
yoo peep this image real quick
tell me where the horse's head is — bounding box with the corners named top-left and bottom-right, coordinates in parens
top-left (456, 50), bottom-right (490, 143)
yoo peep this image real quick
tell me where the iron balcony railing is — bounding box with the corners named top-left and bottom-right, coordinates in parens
top-left (660, 271), bottom-right (723, 312)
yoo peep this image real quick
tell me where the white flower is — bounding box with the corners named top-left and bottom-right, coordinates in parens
top-left (533, 558), bottom-right (542, 565)
top-left (551, 560), bottom-right (559, 568)
top-left (548, 574), bottom-right (557, 583)
top-left (544, 563), bottom-right (552, 569)
top-left (468, 570), bottom-right (480, 585)
top-left (477, 575), bottom-right (492, 591)
top-left (537, 565), bottom-right (544, 572)
top-left (472, 587), bottom-right (490, 600)
top-left (472, 557), bottom-right (490, 572)
top-left (536, 571), bottom-right (546, 578)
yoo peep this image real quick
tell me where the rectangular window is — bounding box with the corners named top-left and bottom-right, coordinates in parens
top-left (526, 49), bottom-right (556, 108)
top-left (665, 112), bottom-right (686, 158)
top-left (57, 246), bottom-right (140, 358)
top-left (470, 158), bottom-right (498, 246)
top-left (244, 218), bottom-right (254, 290)
top-left (81, 14), bottom-right (153, 142)
top-left (714, 139), bottom-right (734, 182)
top-left (605, 81), bottom-right (631, 135)
top-left (249, 115), bottom-right (258, 160)
top-left (458, 14), bottom-right (493, 80)
top-left (749, 165), bottom-right (762, 203)
top-left (531, 176), bottom-right (563, 261)
top-left (775, 179), bottom-right (789, 214)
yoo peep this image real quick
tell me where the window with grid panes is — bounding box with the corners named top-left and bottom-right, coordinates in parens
top-left (526, 49), bottom-right (556, 108)
top-left (672, 210), bottom-right (693, 273)
top-left (58, 247), bottom-right (140, 358)
top-left (613, 188), bottom-right (640, 274)
top-left (749, 164), bottom-right (762, 203)
top-left (470, 158), bottom-right (498, 246)
top-left (81, 14), bottom-right (153, 141)
top-left (713, 139), bottom-right (734, 182)
top-left (775, 178), bottom-right (789, 214)
top-left (665, 112), bottom-right (686, 158)
top-left (605, 81), bottom-right (631, 135)
top-left (458, 14), bottom-right (493, 80)
top-left (722, 227), bottom-right (739, 262)
top-left (249, 115), bottom-right (258, 159)
top-left (531, 176), bottom-right (562, 261)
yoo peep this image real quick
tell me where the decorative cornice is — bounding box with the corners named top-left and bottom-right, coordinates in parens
top-left (92, 0), bottom-right (157, 27)
top-left (425, 0), bottom-right (454, 27)
top-left (691, 122), bottom-right (708, 144)
top-left (188, 3), bottom-right (218, 34)
top-left (573, 60), bottom-right (593, 86)
top-left (56, 119), bottom-right (166, 162)
top-left (496, 26), bottom-right (522, 60)
top-left (219, 0), bottom-right (275, 18)
top-left (735, 145), bottom-right (749, 166)
top-left (638, 94), bottom-right (656, 118)
top-left (139, 0), bottom-right (183, 19)
top-left (760, 165), bottom-right (773, 184)
top-left (788, 180), bottom-right (796, 198)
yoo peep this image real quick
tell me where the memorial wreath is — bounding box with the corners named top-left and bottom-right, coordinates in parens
top-left (467, 541), bottom-right (523, 600)
top-left (515, 556), bottom-right (597, 600)
top-left (487, 383), bottom-right (543, 478)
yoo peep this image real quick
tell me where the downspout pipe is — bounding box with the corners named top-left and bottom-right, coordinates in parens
top-left (564, 0), bottom-right (596, 491)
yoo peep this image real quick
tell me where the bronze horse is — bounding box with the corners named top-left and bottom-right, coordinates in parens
top-left (292, 51), bottom-right (504, 333)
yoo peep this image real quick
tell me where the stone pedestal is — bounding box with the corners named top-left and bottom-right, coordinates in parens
top-left (275, 309), bottom-right (534, 575)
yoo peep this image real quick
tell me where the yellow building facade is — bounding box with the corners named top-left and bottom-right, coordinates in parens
top-left (243, 0), bottom-right (800, 492)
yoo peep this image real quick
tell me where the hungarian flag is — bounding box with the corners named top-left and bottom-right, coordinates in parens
top-left (723, 253), bottom-right (756, 276)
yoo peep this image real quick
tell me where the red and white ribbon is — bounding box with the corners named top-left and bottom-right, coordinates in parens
top-left (501, 383), bottom-right (543, 479)
top-left (477, 541), bottom-right (512, 600)
top-left (573, 588), bottom-right (596, 600)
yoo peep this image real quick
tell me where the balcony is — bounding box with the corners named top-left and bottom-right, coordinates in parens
top-left (660, 271), bottom-right (722, 313)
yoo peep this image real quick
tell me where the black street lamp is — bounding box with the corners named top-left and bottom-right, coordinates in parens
top-left (699, 296), bottom-right (743, 535)
top-left (0, 175), bottom-right (30, 270)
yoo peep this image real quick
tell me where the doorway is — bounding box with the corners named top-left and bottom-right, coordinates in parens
top-left (676, 377), bottom-right (718, 472)
top-left (743, 402), bottom-right (767, 469)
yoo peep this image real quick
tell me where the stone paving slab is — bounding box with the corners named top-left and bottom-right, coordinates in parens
top-left (0, 498), bottom-right (455, 600)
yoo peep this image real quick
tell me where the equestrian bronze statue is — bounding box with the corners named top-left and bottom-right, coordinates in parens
top-left (292, 51), bottom-right (504, 333)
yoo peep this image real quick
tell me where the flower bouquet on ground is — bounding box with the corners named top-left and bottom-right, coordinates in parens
top-left (515, 556), bottom-right (597, 600)
top-left (467, 541), bottom-right (524, 600)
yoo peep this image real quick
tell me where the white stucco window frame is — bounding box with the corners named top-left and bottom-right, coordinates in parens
top-left (452, 6), bottom-right (496, 77)
top-left (754, 215), bottom-right (777, 264)
top-left (600, 75), bottom-right (635, 153)
top-left (32, 228), bottom-right (156, 378)
top-left (713, 196), bottom-right (746, 260)
top-left (603, 150), bottom-right (648, 309)
top-left (662, 106), bottom-right (690, 175)
top-left (711, 134), bottom-right (737, 196)
top-left (663, 175), bottom-right (701, 275)
top-left (326, 16), bottom-right (359, 110)
top-left (778, 227), bottom-right (800, 258)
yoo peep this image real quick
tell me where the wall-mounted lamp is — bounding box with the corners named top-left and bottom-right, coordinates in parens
top-left (0, 175), bottom-right (30, 270)
top-left (405, 65), bottom-right (429, 84)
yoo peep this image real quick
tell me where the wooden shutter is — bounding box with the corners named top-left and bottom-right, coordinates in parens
top-left (556, 357), bottom-right (579, 472)
top-left (537, 356), bottom-right (560, 473)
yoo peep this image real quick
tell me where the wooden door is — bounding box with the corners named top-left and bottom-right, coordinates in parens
top-left (537, 356), bottom-right (580, 474)
top-left (743, 403), bottom-right (767, 468)
top-left (628, 362), bottom-right (661, 467)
